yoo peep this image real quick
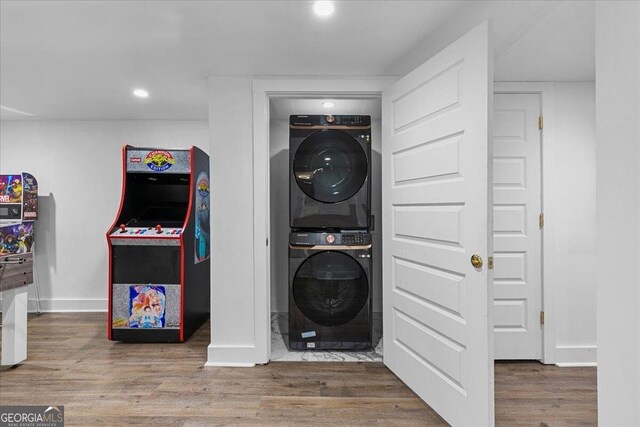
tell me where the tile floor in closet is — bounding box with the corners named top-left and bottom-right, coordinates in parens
top-left (270, 312), bottom-right (383, 362)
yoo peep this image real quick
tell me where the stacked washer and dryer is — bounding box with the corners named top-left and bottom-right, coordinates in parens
top-left (288, 114), bottom-right (373, 350)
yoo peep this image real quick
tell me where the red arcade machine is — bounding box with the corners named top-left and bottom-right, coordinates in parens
top-left (107, 146), bottom-right (210, 342)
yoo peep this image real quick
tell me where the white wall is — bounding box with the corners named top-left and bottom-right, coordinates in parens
top-left (269, 117), bottom-right (382, 314)
top-left (596, 2), bottom-right (640, 425)
top-left (208, 77), bottom-right (262, 366)
top-left (0, 120), bottom-right (208, 311)
top-left (548, 82), bottom-right (597, 364)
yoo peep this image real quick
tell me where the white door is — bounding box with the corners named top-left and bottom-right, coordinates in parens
top-left (493, 93), bottom-right (542, 359)
top-left (382, 21), bottom-right (494, 426)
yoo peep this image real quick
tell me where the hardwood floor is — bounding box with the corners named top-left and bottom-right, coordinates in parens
top-left (0, 313), bottom-right (596, 426)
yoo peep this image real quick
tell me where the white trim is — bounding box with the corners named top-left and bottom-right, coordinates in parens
top-left (204, 361), bottom-right (256, 368)
top-left (252, 77), bottom-right (395, 363)
top-left (556, 363), bottom-right (598, 368)
top-left (252, 79), bottom-right (270, 366)
top-left (494, 82), bottom-right (557, 365)
top-left (206, 344), bottom-right (260, 367)
top-left (555, 345), bottom-right (597, 366)
top-left (0, 298), bottom-right (107, 312)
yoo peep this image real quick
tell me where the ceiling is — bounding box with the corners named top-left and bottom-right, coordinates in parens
top-left (0, 1), bottom-right (595, 121)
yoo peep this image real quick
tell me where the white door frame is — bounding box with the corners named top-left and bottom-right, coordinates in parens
top-left (252, 77), bottom-right (395, 363)
top-left (494, 82), bottom-right (556, 364)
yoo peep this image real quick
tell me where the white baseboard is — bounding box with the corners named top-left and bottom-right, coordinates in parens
top-left (0, 298), bottom-right (107, 313)
top-left (207, 343), bottom-right (262, 367)
top-left (555, 345), bottom-right (597, 367)
top-left (204, 361), bottom-right (256, 368)
top-left (556, 362), bottom-right (597, 367)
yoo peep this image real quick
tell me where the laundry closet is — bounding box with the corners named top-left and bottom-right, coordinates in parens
top-left (268, 98), bottom-right (382, 361)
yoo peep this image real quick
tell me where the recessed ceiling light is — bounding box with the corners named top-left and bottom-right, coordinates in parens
top-left (322, 101), bottom-right (335, 109)
top-left (313, 1), bottom-right (334, 17)
top-left (133, 88), bottom-right (149, 98)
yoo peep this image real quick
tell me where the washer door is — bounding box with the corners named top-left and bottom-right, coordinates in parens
top-left (293, 251), bottom-right (369, 327)
top-left (293, 130), bottom-right (368, 204)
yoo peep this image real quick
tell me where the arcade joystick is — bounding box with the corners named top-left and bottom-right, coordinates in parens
top-left (119, 224), bottom-right (126, 233)
top-left (155, 224), bottom-right (162, 234)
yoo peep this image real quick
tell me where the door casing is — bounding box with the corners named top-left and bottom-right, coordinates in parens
top-left (252, 78), bottom-right (394, 363)
top-left (494, 82), bottom-right (555, 364)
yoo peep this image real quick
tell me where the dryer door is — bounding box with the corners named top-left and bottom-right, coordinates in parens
top-left (292, 251), bottom-right (369, 327)
top-left (293, 130), bottom-right (368, 204)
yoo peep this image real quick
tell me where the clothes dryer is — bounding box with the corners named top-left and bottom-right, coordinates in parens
top-left (290, 115), bottom-right (371, 230)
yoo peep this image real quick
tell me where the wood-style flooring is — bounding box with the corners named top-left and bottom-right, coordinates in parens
top-left (0, 313), bottom-right (597, 426)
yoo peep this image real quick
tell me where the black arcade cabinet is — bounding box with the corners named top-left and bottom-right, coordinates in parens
top-left (107, 146), bottom-right (210, 342)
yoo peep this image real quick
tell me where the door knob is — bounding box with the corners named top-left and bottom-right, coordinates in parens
top-left (470, 254), bottom-right (483, 268)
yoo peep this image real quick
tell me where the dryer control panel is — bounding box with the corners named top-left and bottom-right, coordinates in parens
top-left (341, 233), bottom-right (368, 245)
top-left (290, 115), bottom-right (371, 127)
top-left (289, 232), bottom-right (371, 247)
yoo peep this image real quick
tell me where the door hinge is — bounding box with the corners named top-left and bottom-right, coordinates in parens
top-left (538, 115), bottom-right (544, 130)
top-left (488, 256), bottom-right (494, 270)
top-left (539, 213), bottom-right (544, 228)
top-left (540, 311), bottom-right (545, 325)
top-left (266, 238), bottom-right (269, 246)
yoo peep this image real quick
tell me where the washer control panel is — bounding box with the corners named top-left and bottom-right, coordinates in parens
top-left (290, 232), bottom-right (371, 246)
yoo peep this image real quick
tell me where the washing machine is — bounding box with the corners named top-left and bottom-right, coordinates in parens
top-left (290, 115), bottom-right (371, 230)
top-left (289, 231), bottom-right (372, 350)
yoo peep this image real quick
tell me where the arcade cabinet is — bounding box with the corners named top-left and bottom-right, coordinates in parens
top-left (107, 146), bottom-right (210, 342)
top-left (0, 172), bottom-right (39, 365)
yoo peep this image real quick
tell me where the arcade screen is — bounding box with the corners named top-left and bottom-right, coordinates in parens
top-left (121, 173), bottom-right (189, 228)
top-left (128, 203), bottom-right (187, 228)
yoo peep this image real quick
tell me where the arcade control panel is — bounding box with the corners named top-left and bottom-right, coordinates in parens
top-left (109, 225), bottom-right (183, 238)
